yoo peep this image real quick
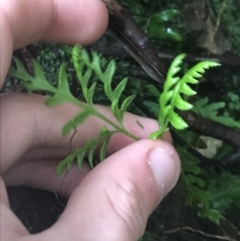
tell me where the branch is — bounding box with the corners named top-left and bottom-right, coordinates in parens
top-left (102, 0), bottom-right (165, 85)
top-left (165, 226), bottom-right (238, 241)
top-left (91, 44), bottom-right (240, 66)
top-left (220, 149), bottom-right (240, 166)
top-left (179, 111), bottom-right (240, 148)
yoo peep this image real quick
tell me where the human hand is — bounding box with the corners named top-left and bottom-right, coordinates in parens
top-left (0, 1), bottom-right (181, 241)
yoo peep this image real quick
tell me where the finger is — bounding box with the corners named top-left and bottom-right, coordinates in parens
top-left (32, 140), bottom-right (181, 241)
top-left (3, 160), bottom-right (91, 198)
top-left (1, 0), bottom-right (108, 47)
top-left (0, 0), bottom-right (108, 83)
top-left (1, 177), bottom-right (30, 241)
top-left (1, 93), bottom-right (169, 173)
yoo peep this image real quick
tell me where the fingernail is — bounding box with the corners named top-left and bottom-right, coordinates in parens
top-left (148, 147), bottom-right (179, 198)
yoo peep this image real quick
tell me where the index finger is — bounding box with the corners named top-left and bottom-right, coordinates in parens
top-left (0, 0), bottom-right (108, 83)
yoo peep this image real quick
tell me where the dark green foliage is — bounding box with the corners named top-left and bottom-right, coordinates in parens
top-left (179, 144), bottom-right (240, 224)
top-left (139, 231), bottom-right (152, 241)
top-left (145, 9), bottom-right (183, 42)
top-left (193, 98), bottom-right (240, 130)
top-left (227, 92), bottom-right (240, 113)
top-left (208, 172), bottom-right (240, 212)
top-left (180, 151), bottom-right (222, 223)
top-left (212, 0), bottom-right (240, 54)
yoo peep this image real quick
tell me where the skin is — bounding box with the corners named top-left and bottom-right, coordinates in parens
top-left (0, 0), bottom-right (181, 240)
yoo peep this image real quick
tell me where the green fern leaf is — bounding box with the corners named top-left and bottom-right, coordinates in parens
top-left (187, 175), bottom-right (205, 188)
top-left (87, 139), bottom-right (99, 168)
top-left (9, 57), bottom-right (31, 79)
top-left (201, 209), bottom-right (221, 224)
top-left (168, 111), bottom-right (188, 130)
top-left (164, 53), bottom-right (185, 90)
top-left (85, 82), bottom-right (97, 106)
top-left (193, 98), bottom-right (209, 109)
top-left (181, 61), bottom-right (220, 84)
top-left (112, 77), bottom-right (128, 101)
top-left (45, 64), bottom-right (77, 106)
top-left (180, 154), bottom-right (222, 223)
top-left (143, 101), bottom-right (159, 116)
top-left (56, 151), bottom-right (76, 175)
top-left (108, 76), bottom-right (129, 125)
top-left (182, 163), bottom-right (201, 175)
top-left (32, 59), bottom-right (49, 84)
top-left (56, 64), bottom-right (69, 91)
top-left (62, 109), bottom-right (91, 136)
top-left (99, 126), bottom-right (115, 162)
top-left (100, 135), bottom-right (112, 161)
top-left (72, 46), bottom-right (85, 78)
top-left (9, 57), bottom-right (56, 93)
top-left (77, 151), bottom-right (86, 171)
top-left (91, 51), bottom-right (102, 76)
top-left (148, 130), bottom-right (166, 139)
top-left (174, 95), bottom-right (193, 110)
top-left (56, 159), bottom-right (68, 176)
top-left (214, 116), bottom-right (240, 129)
top-left (180, 83), bottom-right (197, 96)
top-left (120, 95), bottom-right (135, 116)
top-left (102, 60), bottom-right (116, 100)
top-left (185, 186), bottom-right (210, 206)
top-left (193, 98), bottom-right (240, 130)
top-left (156, 54), bottom-right (220, 138)
top-left (160, 90), bottom-right (173, 108)
top-left (81, 69), bottom-right (93, 98)
top-left (111, 99), bottom-right (122, 123)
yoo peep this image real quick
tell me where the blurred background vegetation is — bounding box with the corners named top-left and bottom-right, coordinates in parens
top-left (5, 0), bottom-right (240, 240)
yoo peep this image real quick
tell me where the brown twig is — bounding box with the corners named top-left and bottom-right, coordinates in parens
top-left (165, 226), bottom-right (238, 241)
top-left (208, 0), bottom-right (228, 53)
top-left (90, 44), bottom-right (240, 66)
top-left (220, 149), bottom-right (240, 166)
top-left (179, 111), bottom-right (240, 148)
top-left (221, 216), bottom-right (240, 237)
top-left (102, 0), bottom-right (165, 85)
top-left (18, 47), bottom-right (35, 76)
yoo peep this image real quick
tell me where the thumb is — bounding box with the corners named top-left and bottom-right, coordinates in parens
top-left (35, 139), bottom-right (180, 241)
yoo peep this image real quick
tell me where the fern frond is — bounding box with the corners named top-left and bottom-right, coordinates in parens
top-left (56, 127), bottom-right (117, 175)
top-left (9, 57), bottom-right (56, 93)
top-left (152, 54), bottom-right (220, 139)
top-left (182, 60), bottom-right (220, 80)
top-left (54, 45), bottom-right (140, 173)
top-left (180, 151), bottom-right (222, 223)
top-left (45, 64), bottom-right (79, 106)
top-left (54, 46), bottom-right (139, 173)
top-left (164, 53), bottom-right (185, 91)
top-left (72, 45), bottom-right (137, 127)
top-left (9, 45), bottom-right (140, 174)
top-left (193, 98), bottom-right (240, 130)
